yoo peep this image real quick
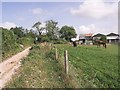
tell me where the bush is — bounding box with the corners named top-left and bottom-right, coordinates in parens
top-left (18, 37), bottom-right (34, 46)
top-left (37, 35), bottom-right (50, 43)
top-left (30, 45), bottom-right (40, 50)
top-left (1, 27), bottom-right (36, 60)
top-left (46, 50), bottom-right (55, 60)
top-left (53, 39), bottom-right (68, 44)
top-left (2, 28), bottom-right (21, 59)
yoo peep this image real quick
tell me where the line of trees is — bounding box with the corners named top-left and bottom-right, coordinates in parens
top-left (1, 19), bottom-right (77, 60)
top-left (32, 20), bottom-right (77, 43)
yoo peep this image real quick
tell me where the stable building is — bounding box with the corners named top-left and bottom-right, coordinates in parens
top-left (107, 33), bottom-right (119, 44)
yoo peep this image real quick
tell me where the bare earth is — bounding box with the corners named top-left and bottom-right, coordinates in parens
top-left (0, 47), bottom-right (31, 89)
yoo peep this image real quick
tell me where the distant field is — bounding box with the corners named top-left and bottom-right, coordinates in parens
top-left (6, 44), bottom-right (119, 88)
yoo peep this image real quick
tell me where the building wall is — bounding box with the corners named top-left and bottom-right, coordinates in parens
top-left (107, 39), bottom-right (119, 44)
top-left (107, 36), bottom-right (119, 44)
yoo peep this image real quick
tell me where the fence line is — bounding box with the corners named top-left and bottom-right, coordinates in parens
top-left (55, 46), bottom-right (116, 81)
top-left (51, 45), bottom-right (117, 86)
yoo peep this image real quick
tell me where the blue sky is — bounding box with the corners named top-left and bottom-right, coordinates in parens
top-left (1, 0), bottom-right (118, 34)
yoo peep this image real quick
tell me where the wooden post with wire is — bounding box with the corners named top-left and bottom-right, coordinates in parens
top-left (64, 50), bottom-right (68, 74)
top-left (55, 48), bottom-right (58, 60)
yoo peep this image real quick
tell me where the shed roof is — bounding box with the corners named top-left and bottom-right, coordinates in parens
top-left (92, 33), bottom-right (105, 37)
top-left (107, 33), bottom-right (119, 36)
top-left (85, 34), bottom-right (93, 36)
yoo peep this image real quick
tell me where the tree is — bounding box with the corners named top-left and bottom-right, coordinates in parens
top-left (45, 20), bottom-right (59, 40)
top-left (26, 29), bottom-right (37, 38)
top-left (59, 25), bottom-right (76, 41)
top-left (32, 21), bottom-right (45, 35)
top-left (10, 27), bottom-right (25, 38)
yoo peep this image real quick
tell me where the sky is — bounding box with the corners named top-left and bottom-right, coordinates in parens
top-left (0, 0), bottom-right (119, 35)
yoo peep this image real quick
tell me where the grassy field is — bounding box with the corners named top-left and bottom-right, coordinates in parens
top-left (56, 44), bottom-right (119, 88)
top-left (6, 44), bottom-right (119, 88)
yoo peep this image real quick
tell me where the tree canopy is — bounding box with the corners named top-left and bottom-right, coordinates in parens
top-left (45, 20), bottom-right (59, 40)
top-left (32, 20), bottom-right (77, 43)
top-left (59, 25), bottom-right (76, 41)
top-left (10, 27), bottom-right (25, 38)
top-left (32, 21), bottom-right (45, 35)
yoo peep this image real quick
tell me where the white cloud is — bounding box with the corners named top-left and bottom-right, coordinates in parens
top-left (70, 0), bottom-right (117, 19)
top-left (31, 8), bottom-right (46, 15)
top-left (0, 22), bottom-right (17, 29)
top-left (39, 22), bottom-right (46, 28)
top-left (78, 24), bottom-right (98, 34)
top-left (77, 24), bottom-right (118, 35)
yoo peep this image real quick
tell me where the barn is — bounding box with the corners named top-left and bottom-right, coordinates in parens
top-left (106, 33), bottom-right (119, 44)
top-left (92, 33), bottom-right (105, 40)
top-left (79, 34), bottom-right (93, 45)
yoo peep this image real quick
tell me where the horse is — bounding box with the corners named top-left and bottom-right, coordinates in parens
top-left (72, 41), bottom-right (77, 47)
top-left (94, 40), bottom-right (107, 48)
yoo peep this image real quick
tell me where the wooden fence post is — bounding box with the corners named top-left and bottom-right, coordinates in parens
top-left (64, 50), bottom-right (68, 74)
top-left (55, 48), bottom-right (58, 60)
top-left (50, 43), bottom-right (52, 50)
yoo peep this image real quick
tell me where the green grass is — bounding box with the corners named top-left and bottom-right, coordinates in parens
top-left (6, 45), bottom-right (66, 88)
top-left (6, 44), bottom-right (119, 88)
top-left (55, 44), bottom-right (119, 88)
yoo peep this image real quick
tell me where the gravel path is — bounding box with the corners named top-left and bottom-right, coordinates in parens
top-left (0, 47), bottom-right (31, 89)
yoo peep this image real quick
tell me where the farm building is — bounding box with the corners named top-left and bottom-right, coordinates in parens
top-left (92, 33), bottom-right (119, 44)
top-left (106, 33), bottom-right (119, 44)
top-left (79, 34), bottom-right (85, 44)
top-left (92, 33), bottom-right (105, 40)
top-left (72, 33), bottom-right (119, 45)
top-left (79, 34), bottom-right (93, 45)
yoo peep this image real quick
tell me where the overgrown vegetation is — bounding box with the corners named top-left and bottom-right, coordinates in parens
top-left (1, 28), bottom-right (21, 61)
top-left (1, 27), bottom-right (35, 61)
top-left (6, 45), bottom-right (65, 88)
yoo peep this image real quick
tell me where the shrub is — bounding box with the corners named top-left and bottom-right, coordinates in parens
top-left (19, 37), bottom-right (34, 46)
top-left (30, 45), bottom-right (40, 50)
top-left (53, 39), bottom-right (68, 44)
top-left (46, 50), bottom-right (55, 60)
top-left (2, 28), bottom-right (21, 59)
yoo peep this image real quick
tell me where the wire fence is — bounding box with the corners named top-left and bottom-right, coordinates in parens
top-left (68, 52), bottom-right (117, 80)
top-left (52, 45), bottom-right (118, 86)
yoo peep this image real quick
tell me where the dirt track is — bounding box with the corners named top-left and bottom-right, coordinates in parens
top-left (0, 47), bottom-right (31, 89)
